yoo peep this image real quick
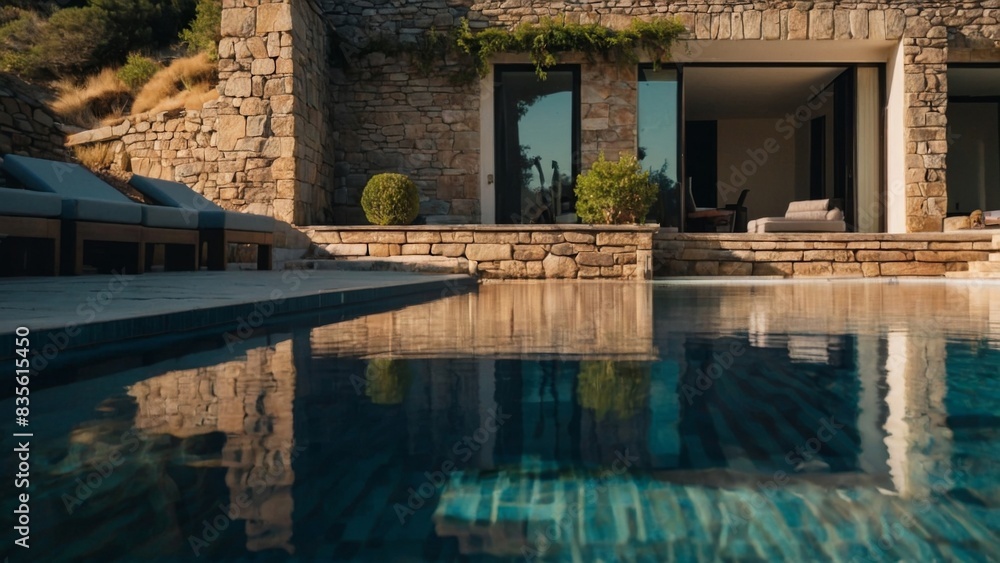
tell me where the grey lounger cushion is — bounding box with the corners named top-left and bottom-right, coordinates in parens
top-left (3, 155), bottom-right (197, 228)
top-left (130, 175), bottom-right (275, 232)
top-left (0, 188), bottom-right (62, 217)
top-left (142, 205), bottom-right (199, 229)
top-left (61, 198), bottom-right (142, 224)
top-left (3, 155), bottom-right (142, 224)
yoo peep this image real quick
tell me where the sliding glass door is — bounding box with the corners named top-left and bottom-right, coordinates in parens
top-left (494, 66), bottom-right (580, 224)
top-left (638, 66), bottom-right (682, 228)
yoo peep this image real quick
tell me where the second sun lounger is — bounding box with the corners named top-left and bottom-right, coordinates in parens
top-left (129, 175), bottom-right (275, 270)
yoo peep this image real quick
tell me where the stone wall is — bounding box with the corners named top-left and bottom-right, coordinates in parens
top-left (129, 339), bottom-right (296, 554)
top-left (0, 74), bottom-right (70, 180)
top-left (328, 0), bottom-right (479, 224)
top-left (303, 225), bottom-right (656, 280)
top-left (66, 108), bottom-right (223, 203)
top-left (655, 231), bottom-right (1000, 277)
top-left (215, 0), bottom-right (335, 226)
top-left (290, 0), bottom-right (336, 225)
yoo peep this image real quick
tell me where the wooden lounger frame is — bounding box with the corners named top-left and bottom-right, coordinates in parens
top-left (202, 229), bottom-right (273, 271)
top-left (0, 215), bottom-right (61, 275)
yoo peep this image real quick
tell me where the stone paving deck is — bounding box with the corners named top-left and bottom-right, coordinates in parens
top-left (0, 270), bottom-right (475, 356)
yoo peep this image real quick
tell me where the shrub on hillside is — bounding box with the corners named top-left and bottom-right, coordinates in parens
top-left (89, 0), bottom-right (198, 60)
top-left (118, 53), bottom-right (160, 91)
top-left (361, 173), bottom-right (421, 226)
top-left (0, 1), bottom-right (199, 80)
top-left (0, 6), bottom-right (111, 78)
top-left (0, 9), bottom-right (47, 76)
top-left (180, 0), bottom-right (222, 60)
top-left (575, 152), bottom-right (658, 224)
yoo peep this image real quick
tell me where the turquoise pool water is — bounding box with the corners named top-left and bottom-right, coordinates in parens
top-left (2, 281), bottom-right (999, 561)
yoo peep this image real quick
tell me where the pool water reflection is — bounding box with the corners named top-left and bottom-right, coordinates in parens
top-left (3, 281), bottom-right (999, 561)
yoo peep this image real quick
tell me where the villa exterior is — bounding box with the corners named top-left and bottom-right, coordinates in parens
top-left (181, 0), bottom-right (995, 235)
top-left (13, 1), bottom-right (992, 244)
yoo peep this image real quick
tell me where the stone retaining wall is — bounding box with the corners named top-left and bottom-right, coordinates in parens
top-left (303, 225), bottom-right (656, 280)
top-left (655, 232), bottom-right (1000, 277)
top-left (65, 108), bottom-right (229, 207)
top-left (0, 74), bottom-right (70, 179)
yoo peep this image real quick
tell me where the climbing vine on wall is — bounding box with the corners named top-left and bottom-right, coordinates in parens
top-left (455, 17), bottom-right (686, 80)
top-left (356, 16), bottom-right (687, 84)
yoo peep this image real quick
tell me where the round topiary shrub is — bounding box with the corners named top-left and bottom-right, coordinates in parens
top-left (361, 173), bottom-right (420, 225)
top-left (574, 152), bottom-right (658, 224)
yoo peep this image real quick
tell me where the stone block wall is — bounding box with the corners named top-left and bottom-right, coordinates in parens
top-left (290, 0), bottom-right (336, 224)
top-left (655, 232), bottom-right (999, 278)
top-left (215, 0), bottom-right (335, 225)
top-left (303, 225), bottom-right (656, 280)
top-left (328, 0), bottom-right (480, 224)
top-left (66, 108), bottom-right (224, 204)
top-left (0, 74), bottom-right (70, 181)
top-left (581, 62), bottom-right (637, 170)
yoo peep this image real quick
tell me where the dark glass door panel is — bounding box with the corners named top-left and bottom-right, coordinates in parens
top-left (494, 67), bottom-right (579, 224)
top-left (638, 67), bottom-right (682, 228)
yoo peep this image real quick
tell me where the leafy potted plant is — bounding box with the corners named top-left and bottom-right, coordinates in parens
top-left (574, 152), bottom-right (658, 224)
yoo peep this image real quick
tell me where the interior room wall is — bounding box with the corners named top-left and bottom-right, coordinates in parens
top-left (947, 102), bottom-right (1000, 213)
top-left (716, 118), bottom-right (798, 219)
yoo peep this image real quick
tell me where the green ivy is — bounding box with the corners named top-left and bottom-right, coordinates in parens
top-left (455, 16), bottom-right (685, 80)
top-left (356, 16), bottom-right (685, 84)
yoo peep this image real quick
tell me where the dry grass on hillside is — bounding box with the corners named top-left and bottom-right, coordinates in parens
top-left (51, 69), bottom-right (131, 129)
top-left (131, 53), bottom-right (218, 115)
top-left (72, 142), bottom-right (115, 170)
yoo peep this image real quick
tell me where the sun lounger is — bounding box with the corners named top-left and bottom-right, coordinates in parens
top-left (0, 188), bottom-right (62, 275)
top-left (128, 175), bottom-right (274, 270)
top-left (747, 199), bottom-right (846, 234)
top-left (2, 155), bottom-right (199, 274)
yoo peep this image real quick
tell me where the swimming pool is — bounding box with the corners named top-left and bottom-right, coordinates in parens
top-left (3, 281), bottom-right (999, 561)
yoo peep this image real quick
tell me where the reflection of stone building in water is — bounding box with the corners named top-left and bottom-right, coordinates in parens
top-left (128, 340), bottom-right (297, 555)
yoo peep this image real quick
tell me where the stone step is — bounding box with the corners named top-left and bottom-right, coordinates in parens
top-left (284, 256), bottom-right (472, 275)
top-left (944, 271), bottom-right (1000, 279)
top-left (968, 260), bottom-right (1000, 274)
top-left (991, 253), bottom-right (1000, 262)
top-left (994, 234), bottom-right (1000, 250)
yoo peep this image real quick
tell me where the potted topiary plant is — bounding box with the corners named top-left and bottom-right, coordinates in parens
top-left (575, 152), bottom-right (658, 224)
top-left (361, 173), bottom-right (420, 225)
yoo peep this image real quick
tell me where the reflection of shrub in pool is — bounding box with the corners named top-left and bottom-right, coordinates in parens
top-left (577, 361), bottom-right (650, 421)
top-left (365, 359), bottom-right (411, 405)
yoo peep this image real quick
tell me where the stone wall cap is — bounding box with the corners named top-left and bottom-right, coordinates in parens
top-left (304, 224), bottom-right (660, 233)
top-left (658, 231), bottom-right (997, 242)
